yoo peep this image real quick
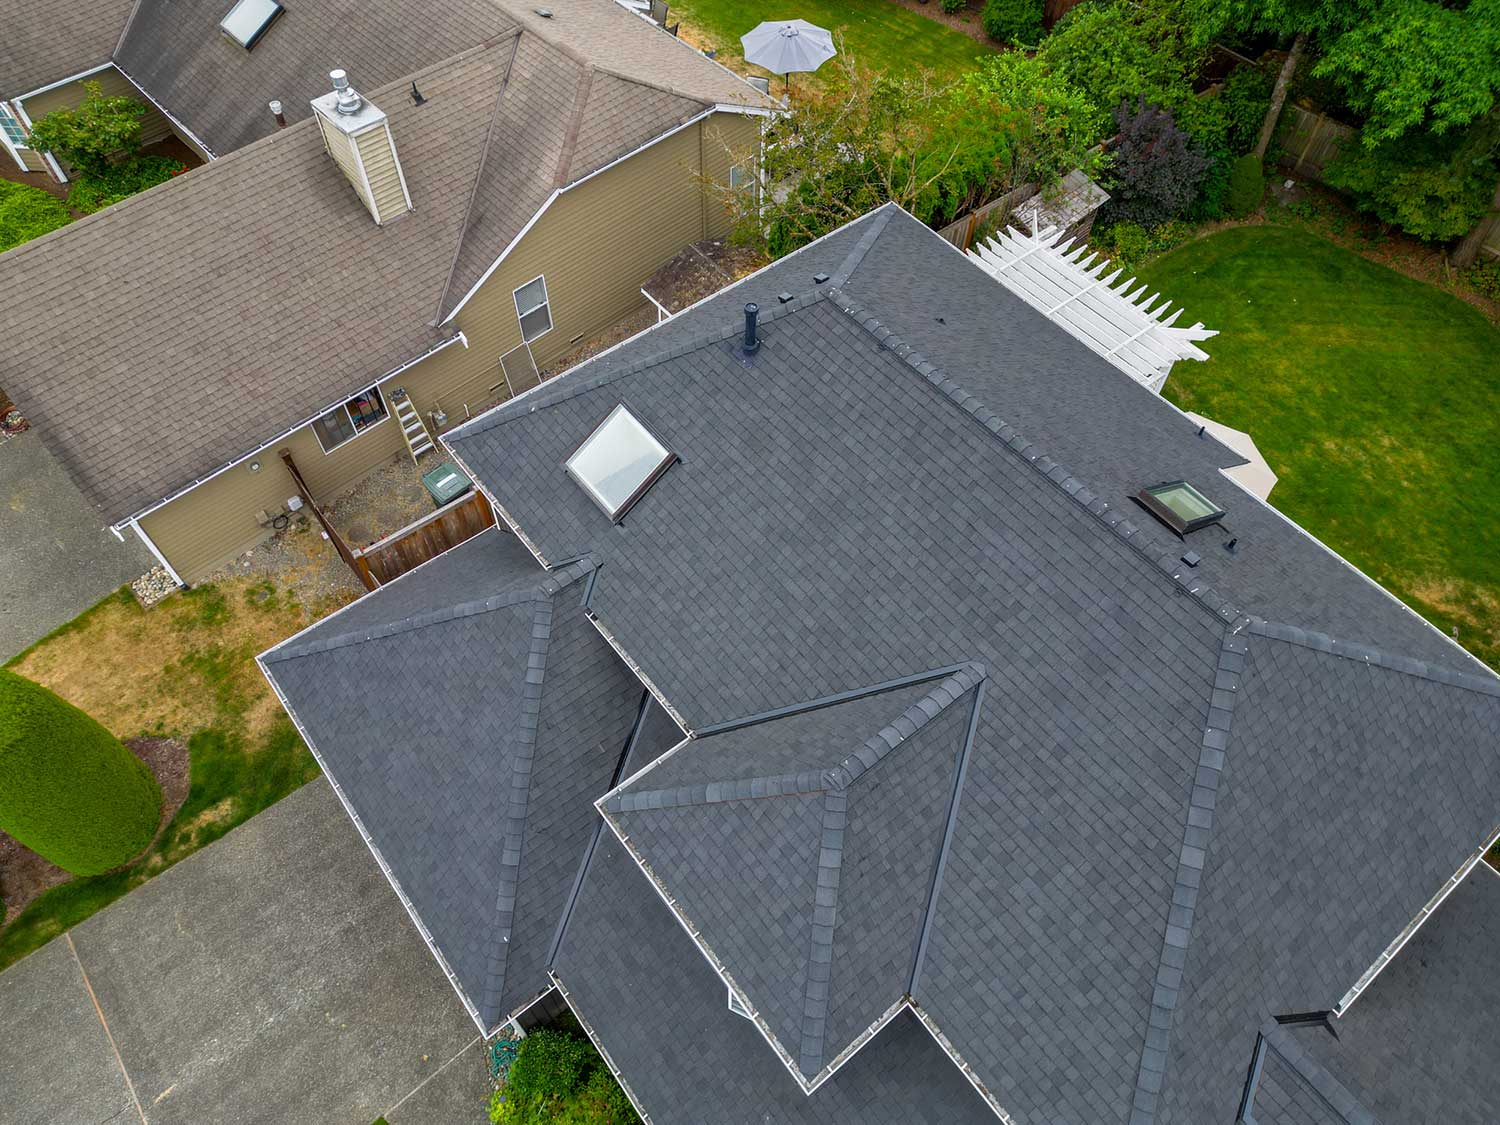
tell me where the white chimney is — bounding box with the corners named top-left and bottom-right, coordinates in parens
top-left (309, 68), bottom-right (413, 225)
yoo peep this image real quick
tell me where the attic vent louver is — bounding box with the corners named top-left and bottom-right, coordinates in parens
top-left (1134, 480), bottom-right (1224, 537)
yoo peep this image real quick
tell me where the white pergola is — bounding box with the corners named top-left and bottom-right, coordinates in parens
top-left (967, 224), bottom-right (1216, 394)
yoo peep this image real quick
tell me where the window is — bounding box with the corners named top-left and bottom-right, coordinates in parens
top-left (220, 0), bottom-right (284, 49)
top-left (313, 385), bottom-right (388, 453)
top-left (727, 988), bottom-right (753, 1020)
top-left (728, 161), bottom-right (753, 193)
top-left (1134, 480), bottom-right (1225, 536)
top-left (0, 105), bottom-right (27, 148)
top-left (513, 276), bottom-right (552, 343)
top-left (565, 403), bottom-right (674, 520)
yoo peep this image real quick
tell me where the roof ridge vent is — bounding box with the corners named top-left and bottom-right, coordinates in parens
top-left (330, 68), bottom-right (363, 114)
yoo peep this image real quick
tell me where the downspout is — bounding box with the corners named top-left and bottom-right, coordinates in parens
top-left (128, 517), bottom-right (185, 588)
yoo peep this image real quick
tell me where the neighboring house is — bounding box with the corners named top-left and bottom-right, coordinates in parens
top-left (260, 203), bottom-right (1500, 1123)
top-left (0, 0), bottom-right (770, 584)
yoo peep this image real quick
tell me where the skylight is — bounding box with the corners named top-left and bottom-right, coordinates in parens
top-left (220, 0), bottom-right (283, 49)
top-left (1135, 480), bottom-right (1225, 536)
top-left (565, 404), bottom-right (674, 521)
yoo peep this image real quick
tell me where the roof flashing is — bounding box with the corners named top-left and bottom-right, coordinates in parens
top-left (565, 404), bottom-right (675, 522)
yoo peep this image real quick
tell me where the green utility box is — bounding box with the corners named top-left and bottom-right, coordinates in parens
top-left (421, 461), bottom-right (474, 508)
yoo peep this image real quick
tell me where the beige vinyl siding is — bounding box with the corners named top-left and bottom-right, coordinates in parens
top-left (141, 111), bottom-right (760, 584)
top-left (20, 67), bottom-right (174, 157)
top-left (316, 115), bottom-right (373, 214)
top-left (14, 145), bottom-right (48, 174)
top-left (354, 124), bottom-right (410, 223)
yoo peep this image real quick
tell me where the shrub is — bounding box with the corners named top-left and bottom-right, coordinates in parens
top-left (1225, 153), bottom-right (1265, 217)
top-left (1100, 98), bottom-right (1212, 229)
top-left (0, 180), bottom-right (71, 252)
top-left (0, 669), bottom-right (161, 875)
top-left (941, 0), bottom-right (966, 14)
top-left (1463, 260), bottom-right (1500, 302)
top-left (490, 1028), bottom-right (638, 1124)
top-left (67, 154), bottom-right (186, 214)
top-left (1099, 221), bottom-right (1151, 269)
top-left (24, 80), bottom-right (146, 176)
top-left (981, 0), bottom-right (1043, 44)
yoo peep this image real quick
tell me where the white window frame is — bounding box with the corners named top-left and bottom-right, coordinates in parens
top-left (0, 103), bottom-right (32, 172)
top-left (513, 275), bottom-right (553, 344)
top-left (312, 384), bottom-right (389, 455)
top-left (727, 987), bottom-right (753, 1020)
top-left (728, 160), bottom-right (753, 192)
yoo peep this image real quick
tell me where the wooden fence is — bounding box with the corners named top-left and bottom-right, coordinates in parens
top-left (350, 489), bottom-right (497, 587)
top-left (1277, 103), bottom-right (1357, 182)
top-left (935, 182), bottom-right (1039, 251)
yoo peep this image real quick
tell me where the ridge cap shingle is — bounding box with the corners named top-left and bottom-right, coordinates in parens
top-left (1248, 618), bottom-right (1500, 697)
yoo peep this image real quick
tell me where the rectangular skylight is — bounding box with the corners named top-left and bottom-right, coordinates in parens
top-left (565, 404), bottom-right (674, 521)
top-left (220, 0), bottom-right (283, 49)
top-left (1135, 480), bottom-right (1225, 536)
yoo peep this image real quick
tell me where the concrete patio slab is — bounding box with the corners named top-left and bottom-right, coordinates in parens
top-left (0, 936), bottom-right (137, 1125)
top-left (2, 779), bottom-right (488, 1124)
top-left (0, 429), bottom-right (153, 660)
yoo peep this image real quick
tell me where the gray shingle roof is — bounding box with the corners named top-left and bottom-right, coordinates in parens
top-left (1271, 865), bottom-right (1500, 1123)
top-left (441, 204), bottom-right (1500, 1123)
top-left (0, 0), bottom-right (134, 100)
top-left (261, 528), bottom-right (643, 1029)
top-left (602, 666), bottom-right (984, 1085)
top-left (551, 831), bottom-right (1001, 1125)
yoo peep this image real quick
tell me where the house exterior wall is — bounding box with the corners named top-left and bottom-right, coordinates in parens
top-left (19, 67), bottom-right (176, 163)
top-left (138, 111), bottom-right (760, 584)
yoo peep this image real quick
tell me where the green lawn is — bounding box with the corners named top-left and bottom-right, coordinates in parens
top-left (671, 0), bottom-right (994, 84)
top-left (1140, 225), bottom-right (1500, 668)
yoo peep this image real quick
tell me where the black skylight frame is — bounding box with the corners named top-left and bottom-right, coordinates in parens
top-left (219, 0), bottom-right (284, 50)
top-left (563, 403), bottom-right (677, 523)
top-left (1134, 480), bottom-right (1225, 537)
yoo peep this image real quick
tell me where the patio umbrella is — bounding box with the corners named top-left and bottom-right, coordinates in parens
top-left (740, 19), bottom-right (836, 90)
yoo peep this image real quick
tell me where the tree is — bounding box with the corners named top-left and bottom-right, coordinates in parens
top-left (24, 80), bottom-right (147, 176)
top-left (0, 669), bottom-right (161, 875)
top-left (1452, 175), bottom-right (1500, 268)
top-left (1100, 98), bottom-right (1212, 228)
top-left (709, 53), bottom-right (1099, 257)
top-left (1323, 117), bottom-right (1500, 243)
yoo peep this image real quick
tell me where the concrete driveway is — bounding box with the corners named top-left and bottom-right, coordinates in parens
top-left (0, 780), bottom-right (490, 1124)
top-left (0, 429), bottom-right (153, 660)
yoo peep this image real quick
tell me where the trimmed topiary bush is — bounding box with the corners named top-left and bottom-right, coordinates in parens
top-left (1225, 153), bottom-right (1265, 218)
top-left (982, 0), bottom-right (1043, 43)
top-left (0, 669), bottom-right (160, 875)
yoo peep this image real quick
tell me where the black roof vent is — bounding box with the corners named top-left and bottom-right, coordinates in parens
top-left (1134, 480), bottom-right (1224, 537)
top-left (813, 272), bottom-right (830, 284)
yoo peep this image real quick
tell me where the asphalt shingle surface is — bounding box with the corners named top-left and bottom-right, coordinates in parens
top-left (442, 204), bottom-right (1500, 1123)
top-left (264, 528), bottom-right (640, 1030)
top-left (553, 834), bottom-right (1000, 1125)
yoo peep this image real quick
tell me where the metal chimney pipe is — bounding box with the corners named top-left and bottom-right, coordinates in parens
top-left (329, 69), bottom-right (362, 115)
top-left (743, 302), bottom-right (760, 354)
top-left (268, 100), bottom-right (286, 127)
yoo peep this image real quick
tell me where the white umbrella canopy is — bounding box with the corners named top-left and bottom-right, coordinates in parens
top-left (740, 19), bottom-right (837, 84)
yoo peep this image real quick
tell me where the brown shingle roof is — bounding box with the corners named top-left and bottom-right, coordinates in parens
top-left (0, 7), bottom-right (770, 524)
top-left (0, 0), bottom-right (134, 99)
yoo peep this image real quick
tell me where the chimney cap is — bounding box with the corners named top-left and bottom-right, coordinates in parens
top-left (329, 68), bottom-right (363, 115)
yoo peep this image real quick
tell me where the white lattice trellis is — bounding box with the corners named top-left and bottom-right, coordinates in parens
top-left (967, 224), bottom-right (1216, 394)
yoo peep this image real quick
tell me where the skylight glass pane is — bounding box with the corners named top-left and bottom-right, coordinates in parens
top-left (1148, 481), bottom-right (1220, 525)
top-left (566, 404), bottom-right (672, 519)
top-left (220, 0), bottom-right (283, 48)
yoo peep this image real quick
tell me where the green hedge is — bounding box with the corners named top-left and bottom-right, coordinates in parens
top-left (490, 1028), bottom-right (638, 1125)
top-left (0, 669), bottom-right (160, 874)
top-left (1225, 153), bottom-right (1265, 218)
top-left (0, 180), bottom-right (71, 253)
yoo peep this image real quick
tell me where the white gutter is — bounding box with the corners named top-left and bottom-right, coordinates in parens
top-left (112, 332), bottom-right (468, 532)
top-left (12, 62), bottom-right (114, 102)
top-left (440, 103), bottom-right (771, 325)
top-left (113, 62), bottom-right (216, 161)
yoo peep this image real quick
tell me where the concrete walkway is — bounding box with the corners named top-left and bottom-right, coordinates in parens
top-left (0, 780), bottom-right (490, 1124)
top-left (0, 430), bottom-right (153, 660)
